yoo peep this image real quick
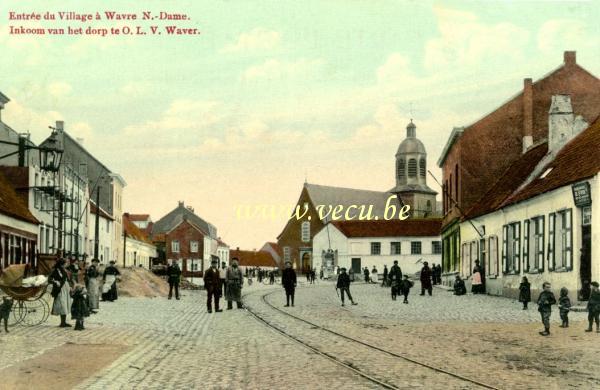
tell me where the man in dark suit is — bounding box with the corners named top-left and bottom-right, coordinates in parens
top-left (204, 259), bottom-right (222, 313)
top-left (167, 261), bottom-right (182, 300)
top-left (282, 261), bottom-right (297, 307)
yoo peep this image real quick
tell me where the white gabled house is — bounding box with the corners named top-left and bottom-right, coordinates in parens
top-left (459, 95), bottom-right (599, 301)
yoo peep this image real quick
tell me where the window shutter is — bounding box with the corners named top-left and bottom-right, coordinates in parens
top-left (566, 209), bottom-right (573, 271)
top-left (502, 225), bottom-right (508, 274)
top-left (548, 213), bottom-right (555, 271)
top-left (523, 220), bottom-right (529, 273)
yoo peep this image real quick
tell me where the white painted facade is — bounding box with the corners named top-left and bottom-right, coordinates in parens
top-left (110, 173), bottom-right (126, 264)
top-left (86, 203), bottom-right (113, 264)
top-left (312, 223), bottom-right (442, 277)
top-left (217, 244), bottom-right (230, 266)
top-left (124, 236), bottom-right (157, 269)
top-left (460, 176), bottom-right (598, 302)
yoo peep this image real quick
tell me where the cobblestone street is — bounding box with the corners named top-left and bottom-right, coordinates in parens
top-left (1, 282), bottom-right (598, 389)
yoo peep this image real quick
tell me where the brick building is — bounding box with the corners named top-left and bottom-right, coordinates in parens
top-left (437, 51), bottom-right (600, 278)
top-left (151, 201), bottom-right (219, 277)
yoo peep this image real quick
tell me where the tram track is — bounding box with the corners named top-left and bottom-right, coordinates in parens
top-left (244, 288), bottom-right (501, 390)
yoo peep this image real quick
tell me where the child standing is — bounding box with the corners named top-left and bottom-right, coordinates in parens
top-left (70, 284), bottom-right (89, 331)
top-left (399, 275), bottom-right (414, 304)
top-left (558, 287), bottom-right (571, 328)
top-left (585, 281), bottom-right (600, 333)
top-left (537, 282), bottom-right (556, 336)
top-left (519, 276), bottom-right (531, 310)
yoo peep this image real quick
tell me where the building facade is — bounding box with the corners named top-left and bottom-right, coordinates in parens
top-left (438, 51), bottom-right (600, 283)
top-left (312, 219), bottom-right (442, 277)
top-left (123, 213), bottom-right (157, 269)
top-left (88, 200), bottom-right (113, 263)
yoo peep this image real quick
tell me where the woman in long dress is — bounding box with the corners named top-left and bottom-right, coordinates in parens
top-left (85, 258), bottom-right (101, 313)
top-left (102, 261), bottom-right (121, 302)
top-left (49, 258), bottom-right (72, 327)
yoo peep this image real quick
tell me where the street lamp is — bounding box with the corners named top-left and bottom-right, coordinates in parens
top-left (39, 129), bottom-right (63, 171)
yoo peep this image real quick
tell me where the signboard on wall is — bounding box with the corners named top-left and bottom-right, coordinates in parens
top-left (572, 182), bottom-right (591, 207)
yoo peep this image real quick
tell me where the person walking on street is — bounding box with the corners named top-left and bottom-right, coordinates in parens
top-left (226, 259), bottom-right (244, 309)
top-left (537, 282), bottom-right (556, 336)
top-left (336, 268), bottom-right (357, 306)
top-left (167, 261), bottom-right (182, 300)
top-left (50, 258), bottom-right (73, 328)
top-left (204, 259), bottom-right (222, 313)
top-left (389, 261), bottom-right (402, 300)
top-left (381, 265), bottom-right (388, 287)
top-left (371, 266), bottom-right (378, 284)
top-left (399, 275), bottom-right (414, 304)
top-left (585, 281), bottom-right (600, 333)
top-left (420, 262), bottom-right (433, 296)
top-left (220, 261), bottom-right (228, 298)
top-left (85, 258), bottom-right (101, 314)
top-left (282, 261), bottom-right (297, 307)
top-left (431, 263), bottom-right (438, 285)
top-left (519, 276), bottom-right (531, 309)
top-left (363, 267), bottom-right (370, 284)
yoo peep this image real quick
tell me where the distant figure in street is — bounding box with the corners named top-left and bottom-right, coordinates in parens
top-left (220, 262), bottom-right (227, 298)
top-left (204, 260), bottom-right (222, 313)
top-left (226, 259), bottom-right (244, 309)
top-left (0, 297), bottom-right (13, 333)
top-left (558, 287), bottom-right (571, 328)
top-left (311, 269), bottom-right (316, 284)
top-left (420, 262), bottom-right (432, 296)
top-left (336, 268), bottom-right (357, 306)
top-left (50, 258), bottom-right (72, 328)
top-left (431, 263), bottom-right (438, 285)
top-left (363, 267), bottom-right (370, 283)
top-left (471, 260), bottom-right (485, 294)
top-left (453, 275), bottom-right (466, 296)
top-left (585, 281), bottom-right (600, 333)
top-left (269, 270), bottom-right (275, 285)
top-left (85, 258), bottom-right (101, 314)
top-left (389, 261), bottom-right (402, 300)
top-left (167, 261), bottom-right (182, 300)
top-left (435, 264), bottom-right (443, 285)
top-left (537, 282), bottom-right (556, 336)
top-left (371, 266), bottom-right (378, 284)
top-left (519, 276), bottom-right (531, 310)
top-left (319, 269), bottom-right (324, 280)
top-left (282, 261), bottom-right (297, 307)
top-left (349, 268), bottom-right (355, 282)
top-left (102, 261), bottom-right (121, 302)
top-left (70, 283), bottom-right (89, 331)
top-left (381, 265), bottom-right (388, 287)
top-left (399, 275), bottom-right (414, 304)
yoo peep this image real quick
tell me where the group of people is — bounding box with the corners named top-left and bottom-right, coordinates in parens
top-left (452, 260), bottom-right (486, 296)
top-left (202, 259), bottom-right (244, 313)
top-left (49, 257), bottom-right (121, 330)
top-left (518, 278), bottom-right (600, 336)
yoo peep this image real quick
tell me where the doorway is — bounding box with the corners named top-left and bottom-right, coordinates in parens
top-left (351, 258), bottom-right (361, 274)
top-left (302, 252), bottom-right (311, 274)
top-left (580, 224), bottom-right (591, 299)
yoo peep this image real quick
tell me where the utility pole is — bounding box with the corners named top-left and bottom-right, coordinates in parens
top-left (94, 186), bottom-right (100, 259)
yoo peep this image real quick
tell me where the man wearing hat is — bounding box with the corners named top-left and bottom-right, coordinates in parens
top-left (336, 267), bottom-right (357, 306)
top-left (167, 260), bottom-right (182, 300)
top-left (219, 261), bottom-right (228, 298)
top-left (203, 259), bottom-right (222, 313)
top-left (85, 258), bottom-right (101, 313)
top-left (420, 261), bottom-right (433, 296)
top-left (282, 261), bottom-right (297, 307)
top-left (225, 258), bottom-right (244, 309)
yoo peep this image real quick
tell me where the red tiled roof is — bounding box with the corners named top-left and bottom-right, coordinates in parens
top-left (230, 249), bottom-right (277, 267)
top-left (464, 142), bottom-right (549, 219)
top-left (127, 214), bottom-right (150, 221)
top-left (90, 201), bottom-right (114, 221)
top-left (123, 214), bottom-right (153, 245)
top-left (502, 116), bottom-right (600, 207)
top-left (331, 219), bottom-right (441, 238)
top-left (0, 170), bottom-right (38, 225)
top-left (267, 242), bottom-right (280, 253)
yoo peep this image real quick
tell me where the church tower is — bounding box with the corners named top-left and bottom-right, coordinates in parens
top-left (389, 120), bottom-right (438, 217)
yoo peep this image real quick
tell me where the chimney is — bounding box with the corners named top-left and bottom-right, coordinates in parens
top-left (564, 51), bottom-right (576, 68)
top-left (178, 200), bottom-right (184, 208)
top-left (55, 120), bottom-right (64, 132)
top-left (522, 78), bottom-right (533, 153)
